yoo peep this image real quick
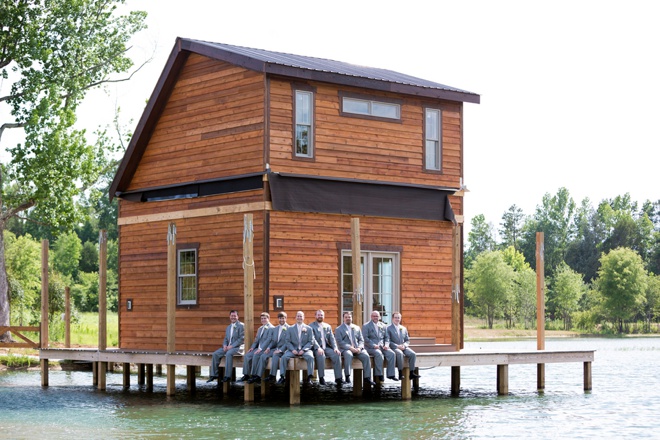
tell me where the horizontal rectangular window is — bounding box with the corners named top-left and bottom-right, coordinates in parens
top-left (342, 97), bottom-right (400, 120)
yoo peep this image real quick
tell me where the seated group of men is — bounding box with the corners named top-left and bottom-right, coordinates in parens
top-left (207, 308), bottom-right (420, 387)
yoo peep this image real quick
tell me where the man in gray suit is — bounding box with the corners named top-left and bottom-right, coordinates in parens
top-left (363, 310), bottom-right (398, 382)
top-left (309, 309), bottom-right (343, 386)
top-left (387, 311), bottom-right (420, 380)
top-left (335, 311), bottom-right (375, 386)
top-left (263, 311), bottom-right (290, 383)
top-left (243, 312), bottom-right (274, 383)
top-left (279, 311), bottom-right (316, 385)
top-left (208, 310), bottom-right (245, 383)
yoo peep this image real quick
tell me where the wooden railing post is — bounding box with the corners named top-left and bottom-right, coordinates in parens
top-left (40, 239), bottom-right (49, 386)
top-left (244, 214), bottom-right (255, 402)
top-left (65, 286), bottom-right (71, 348)
top-left (351, 218), bottom-right (363, 328)
top-left (536, 232), bottom-right (545, 390)
top-left (166, 223), bottom-right (177, 396)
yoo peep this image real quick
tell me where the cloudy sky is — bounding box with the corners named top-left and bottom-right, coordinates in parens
top-left (81, 0), bottom-right (659, 235)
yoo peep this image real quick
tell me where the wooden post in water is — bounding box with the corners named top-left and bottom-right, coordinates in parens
top-left (98, 230), bottom-right (107, 390)
top-left (536, 232), bottom-right (546, 390)
top-left (65, 286), bottom-right (71, 348)
top-left (40, 240), bottom-right (49, 387)
top-left (243, 214), bottom-right (255, 402)
top-left (166, 223), bottom-right (177, 396)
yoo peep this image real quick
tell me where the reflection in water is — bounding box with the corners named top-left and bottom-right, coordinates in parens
top-left (1, 338), bottom-right (659, 439)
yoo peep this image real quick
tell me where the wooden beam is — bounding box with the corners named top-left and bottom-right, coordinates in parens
top-left (584, 361), bottom-right (592, 391)
top-left (288, 369), bottom-right (300, 405)
top-left (97, 361), bottom-right (106, 390)
top-left (98, 231), bottom-right (107, 351)
top-left (167, 364), bottom-right (176, 396)
top-left (244, 214), bottom-right (255, 402)
top-left (123, 363), bottom-right (131, 388)
top-left (147, 364), bottom-right (154, 391)
top-left (497, 364), bottom-right (508, 395)
top-left (451, 366), bottom-right (461, 395)
top-left (351, 218), bottom-right (363, 327)
top-left (401, 367), bottom-right (411, 400)
top-left (65, 287), bottom-right (71, 348)
top-left (187, 365), bottom-right (197, 392)
top-left (536, 232), bottom-right (545, 390)
top-left (118, 201), bottom-right (272, 225)
top-left (451, 224), bottom-right (462, 348)
top-left (167, 223), bottom-right (177, 353)
top-left (40, 239), bottom-right (49, 387)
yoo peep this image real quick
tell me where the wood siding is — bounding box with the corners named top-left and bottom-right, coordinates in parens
top-left (118, 209), bottom-right (265, 351)
top-left (269, 79), bottom-right (463, 189)
top-left (127, 54), bottom-right (265, 191)
top-left (268, 211), bottom-right (455, 344)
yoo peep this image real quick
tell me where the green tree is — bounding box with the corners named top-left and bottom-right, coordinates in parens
top-left (4, 231), bottom-right (41, 323)
top-left (79, 241), bottom-right (99, 273)
top-left (550, 262), bottom-right (585, 330)
top-left (514, 266), bottom-right (537, 329)
top-left (466, 250), bottom-right (514, 328)
top-left (0, 0), bottom-right (146, 341)
top-left (52, 232), bottom-right (82, 279)
top-left (465, 214), bottom-right (496, 268)
top-left (499, 205), bottom-right (525, 250)
top-left (597, 247), bottom-right (648, 333)
top-left (644, 274), bottom-right (660, 332)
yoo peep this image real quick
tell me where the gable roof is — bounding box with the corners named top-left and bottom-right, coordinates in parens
top-left (110, 37), bottom-right (480, 199)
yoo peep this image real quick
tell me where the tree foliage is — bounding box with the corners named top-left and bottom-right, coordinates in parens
top-left (466, 251), bottom-right (514, 328)
top-left (550, 262), bottom-right (585, 330)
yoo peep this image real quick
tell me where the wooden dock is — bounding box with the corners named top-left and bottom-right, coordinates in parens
top-left (39, 347), bottom-right (594, 404)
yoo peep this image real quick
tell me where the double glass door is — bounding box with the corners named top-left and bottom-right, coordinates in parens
top-left (341, 251), bottom-right (399, 325)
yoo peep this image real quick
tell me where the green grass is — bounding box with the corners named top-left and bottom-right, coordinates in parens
top-left (71, 312), bottom-right (119, 347)
top-left (0, 353), bottom-right (36, 369)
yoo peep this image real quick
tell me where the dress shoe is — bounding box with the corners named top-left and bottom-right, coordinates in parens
top-left (387, 375), bottom-right (399, 381)
top-left (222, 376), bottom-right (231, 383)
top-left (398, 371), bottom-right (405, 380)
top-left (335, 378), bottom-right (343, 386)
top-left (363, 378), bottom-right (376, 386)
top-left (345, 375), bottom-right (351, 383)
top-left (319, 377), bottom-right (326, 385)
top-left (239, 374), bottom-right (250, 382)
top-left (265, 375), bottom-right (276, 383)
top-left (206, 376), bottom-right (218, 383)
top-left (276, 377), bottom-right (286, 385)
top-left (305, 375), bottom-right (313, 385)
top-left (377, 375), bottom-right (385, 382)
top-left (410, 373), bottom-right (421, 379)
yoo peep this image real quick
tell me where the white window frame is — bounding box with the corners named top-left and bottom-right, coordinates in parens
top-left (342, 97), bottom-right (401, 120)
top-left (425, 108), bottom-right (442, 171)
top-left (177, 248), bottom-right (198, 305)
top-left (295, 90), bottom-right (314, 158)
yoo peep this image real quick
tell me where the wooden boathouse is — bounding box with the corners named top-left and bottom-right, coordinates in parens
top-left (35, 39), bottom-right (594, 404)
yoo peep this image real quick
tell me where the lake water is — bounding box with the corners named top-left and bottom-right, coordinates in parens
top-left (1, 337), bottom-right (659, 439)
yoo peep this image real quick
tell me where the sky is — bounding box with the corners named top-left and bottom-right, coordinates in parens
top-left (75, 0), bottom-right (659, 237)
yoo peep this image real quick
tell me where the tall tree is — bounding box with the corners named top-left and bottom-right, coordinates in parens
top-left (466, 250), bottom-right (514, 329)
top-left (499, 204), bottom-right (525, 250)
top-left (465, 214), bottom-right (496, 268)
top-left (550, 262), bottom-right (585, 330)
top-left (0, 0), bottom-right (147, 341)
top-left (597, 247), bottom-right (648, 333)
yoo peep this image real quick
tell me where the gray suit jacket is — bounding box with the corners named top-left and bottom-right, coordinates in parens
top-left (223, 321), bottom-right (245, 348)
top-left (387, 323), bottom-right (411, 350)
top-left (335, 323), bottom-right (365, 351)
top-left (309, 321), bottom-right (338, 350)
top-left (269, 323), bottom-right (290, 351)
top-left (362, 320), bottom-right (389, 349)
top-left (285, 323), bottom-right (315, 352)
top-left (250, 323), bottom-right (274, 350)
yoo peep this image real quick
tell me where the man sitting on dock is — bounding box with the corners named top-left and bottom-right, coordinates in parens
top-left (243, 312), bottom-right (274, 383)
top-left (207, 310), bottom-right (245, 383)
top-left (363, 310), bottom-right (398, 382)
top-left (279, 311), bottom-right (316, 385)
top-left (335, 311), bottom-right (375, 386)
top-left (387, 312), bottom-right (420, 380)
top-left (264, 311), bottom-right (290, 384)
top-left (309, 309), bottom-right (343, 386)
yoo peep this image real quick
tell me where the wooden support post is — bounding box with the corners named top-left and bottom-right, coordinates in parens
top-left (401, 367), bottom-right (411, 400)
top-left (536, 232), bottom-right (546, 390)
top-left (98, 231), bottom-right (107, 352)
top-left (156, 364), bottom-right (162, 375)
top-left (187, 365), bottom-right (197, 392)
top-left (451, 366), bottom-right (461, 395)
top-left (288, 369), bottom-right (300, 405)
top-left (451, 224), bottom-right (462, 349)
top-left (351, 218), bottom-right (363, 327)
top-left (93, 361), bottom-right (98, 386)
top-left (353, 367), bottom-right (363, 396)
top-left (98, 361), bottom-right (107, 390)
top-left (167, 365), bottom-right (176, 396)
top-left (584, 361), bottom-right (592, 391)
top-left (146, 364), bottom-right (154, 391)
top-left (243, 214), bottom-right (255, 402)
top-left (123, 363), bottom-right (131, 388)
top-left (413, 368), bottom-right (420, 391)
top-left (138, 363), bottom-right (145, 385)
top-left (40, 240), bottom-right (49, 387)
top-left (65, 286), bottom-right (71, 348)
top-left (497, 364), bottom-right (509, 395)
top-left (166, 223), bottom-right (177, 396)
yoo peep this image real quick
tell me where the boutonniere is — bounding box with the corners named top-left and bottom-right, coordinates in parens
top-left (282, 326), bottom-right (287, 331)
top-left (232, 323), bottom-right (237, 329)
top-left (301, 328), bottom-right (308, 333)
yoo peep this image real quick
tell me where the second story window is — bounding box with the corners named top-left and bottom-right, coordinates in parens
top-left (342, 97), bottom-right (400, 120)
top-left (425, 108), bottom-right (442, 171)
top-left (295, 90), bottom-right (314, 158)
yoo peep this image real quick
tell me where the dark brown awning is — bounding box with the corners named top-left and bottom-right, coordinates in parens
top-left (269, 173), bottom-right (456, 223)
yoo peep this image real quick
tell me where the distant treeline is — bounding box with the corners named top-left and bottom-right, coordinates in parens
top-left (465, 188), bottom-right (660, 333)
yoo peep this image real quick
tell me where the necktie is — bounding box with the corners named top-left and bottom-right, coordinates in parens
top-left (278, 326), bottom-right (283, 341)
top-left (257, 326), bottom-right (264, 349)
top-left (229, 325), bottom-right (234, 343)
top-left (321, 325), bottom-right (326, 349)
top-left (298, 325), bottom-right (302, 350)
top-left (350, 327), bottom-right (356, 348)
top-left (399, 326), bottom-right (403, 343)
